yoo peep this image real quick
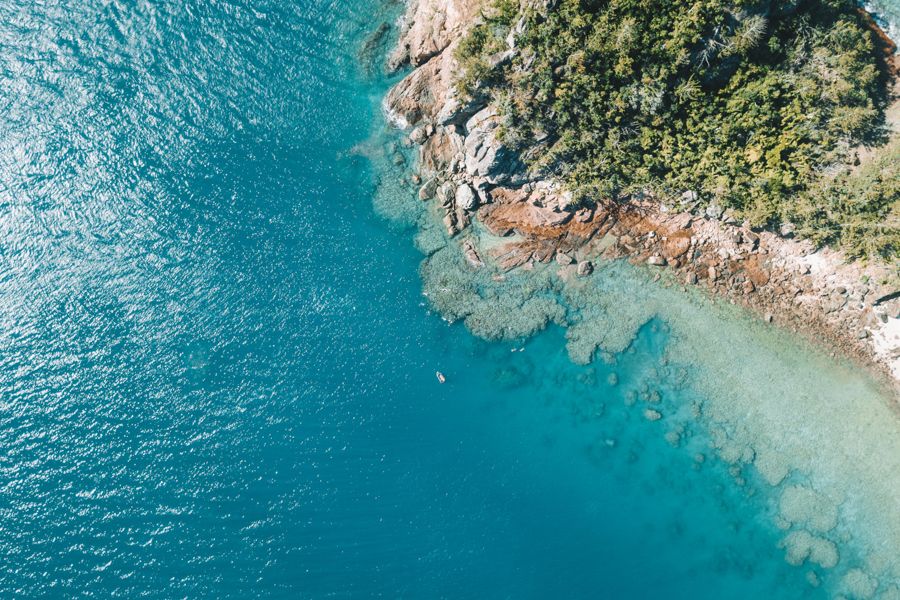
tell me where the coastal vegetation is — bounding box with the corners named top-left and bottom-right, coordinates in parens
top-left (456, 0), bottom-right (899, 259)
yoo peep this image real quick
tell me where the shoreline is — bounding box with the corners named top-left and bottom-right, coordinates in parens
top-left (384, 0), bottom-right (900, 388)
top-left (374, 1), bottom-right (900, 593)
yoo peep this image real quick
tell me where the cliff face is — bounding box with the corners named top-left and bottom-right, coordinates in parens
top-left (388, 0), bottom-right (483, 72)
top-left (383, 0), bottom-right (900, 383)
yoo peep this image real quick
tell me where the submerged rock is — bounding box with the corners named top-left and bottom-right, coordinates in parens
top-left (780, 530), bottom-right (839, 569)
top-left (664, 430), bottom-right (681, 447)
top-left (753, 448), bottom-right (791, 486)
top-left (643, 408), bottom-right (662, 421)
top-left (841, 569), bottom-right (877, 599)
top-left (779, 485), bottom-right (839, 533)
top-left (625, 390), bottom-right (638, 406)
top-left (462, 239), bottom-right (483, 268)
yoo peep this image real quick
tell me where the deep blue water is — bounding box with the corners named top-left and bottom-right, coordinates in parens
top-left (0, 1), bottom-right (893, 597)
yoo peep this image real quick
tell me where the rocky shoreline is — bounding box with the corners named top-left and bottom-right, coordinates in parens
top-left (384, 0), bottom-right (900, 386)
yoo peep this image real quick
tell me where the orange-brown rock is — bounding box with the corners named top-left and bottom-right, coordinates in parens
top-left (739, 255), bottom-right (771, 287)
top-left (662, 231), bottom-right (692, 260)
top-left (478, 201), bottom-right (572, 238)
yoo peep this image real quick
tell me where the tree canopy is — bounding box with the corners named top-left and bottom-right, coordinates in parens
top-left (457, 0), bottom-right (898, 259)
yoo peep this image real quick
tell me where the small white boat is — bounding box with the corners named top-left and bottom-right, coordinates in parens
top-left (436, 371), bottom-right (446, 384)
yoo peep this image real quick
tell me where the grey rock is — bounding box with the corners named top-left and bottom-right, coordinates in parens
top-left (705, 203), bottom-right (723, 220)
top-left (418, 178), bottom-right (438, 201)
top-left (475, 187), bottom-right (492, 206)
top-left (506, 15), bottom-right (527, 49)
top-left (436, 92), bottom-right (486, 127)
top-left (462, 108), bottom-right (526, 186)
top-left (462, 240), bottom-right (484, 268)
top-left (471, 177), bottom-right (493, 206)
top-left (576, 261), bottom-right (594, 277)
top-left (780, 222), bottom-right (797, 238)
top-left (824, 297), bottom-right (847, 314)
top-left (487, 49), bottom-right (515, 68)
top-left (647, 256), bottom-right (666, 267)
top-left (436, 182), bottom-right (455, 208)
top-left (680, 190), bottom-right (698, 205)
top-left (455, 184), bottom-right (478, 211)
top-left (409, 126), bottom-right (428, 145)
top-left (743, 229), bottom-right (760, 249)
top-left (555, 252), bottom-right (574, 266)
top-left (464, 106), bottom-right (497, 133)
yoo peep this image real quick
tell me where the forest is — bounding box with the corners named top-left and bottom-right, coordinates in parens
top-left (457, 0), bottom-right (899, 259)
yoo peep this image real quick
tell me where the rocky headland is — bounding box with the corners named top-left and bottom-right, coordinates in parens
top-left (385, 0), bottom-right (900, 385)
top-left (374, 3), bottom-right (900, 594)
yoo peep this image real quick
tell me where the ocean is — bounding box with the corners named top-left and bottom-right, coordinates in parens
top-left (0, 0), bottom-right (896, 597)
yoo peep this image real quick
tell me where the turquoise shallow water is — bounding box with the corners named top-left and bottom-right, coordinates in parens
top-left (0, 1), bottom-right (896, 597)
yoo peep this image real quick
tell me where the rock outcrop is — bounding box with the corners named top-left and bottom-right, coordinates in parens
top-left (388, 0), bottom-right (482, 72)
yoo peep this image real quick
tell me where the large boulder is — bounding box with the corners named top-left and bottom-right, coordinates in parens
top-left (418, 178), bottom-right (439, 201)
top-left (436, 181), bottom-right (456, 208)
top-left (463, 107), bottom-right (527, 185)
top-left (662, 232), bottom-right (692, 259)
top-left (420, 126), bottom-right (465, 177)
top-left (384, 47), bottom-right (458, 128)
top-left (577, 261), bottom-right (594, 277)
top-left (455, 184), bottom-right (479, 211)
